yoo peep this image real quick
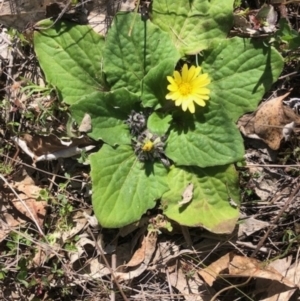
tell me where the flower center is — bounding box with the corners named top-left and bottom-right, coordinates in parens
top-left (142, 140), bottom-right (154, 152)
top-left (179, 82), bottom-right (192, 96)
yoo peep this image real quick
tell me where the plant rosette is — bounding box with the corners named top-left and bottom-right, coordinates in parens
top-left (34, 0), bottom-right (283, 233)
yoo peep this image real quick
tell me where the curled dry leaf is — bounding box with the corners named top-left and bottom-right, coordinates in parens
top-left (238, 92), bottom-right (300, 150)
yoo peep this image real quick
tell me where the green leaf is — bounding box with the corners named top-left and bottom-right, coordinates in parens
top-left (152, 0), bottom-right (234, 55)
top-left (202, 37), bottom-right (284, 121)
top-left (165, 103), bottom-right (244, 167)
top-left (0, 271), bottom-right (6, 280)
top-left (103, 13), bottom-right (180, 93)
top-left (142, 59), bottom-right (176, 108)
top-left (147, 112), bottom-right (172, 136)
top-left (17, 270), bottom-right (29, 288)
top-left (91, 145), bottom-right (169, 228)
top-left (162, 165), bottom-right (240, 234)
top-left (34, 21), bottom-right (105, 105)
top-left (70, 89), bottom-right (139, 145)
top-left (275, 18), bottom-right (300, 50)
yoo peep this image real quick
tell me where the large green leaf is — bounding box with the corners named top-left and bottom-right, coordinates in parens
top-left (202, 37), bottom-right (284, 121)
top-left (70, 89), bottom-right (139, 145)
top-left (142, 59), bottom-right (176, 109)
top-left (165, 102), bottom-right (244, 167)
top-left (34, 20), bottom-right (105, 105)
top-left (162, 165), bottom-right (240, 234)
top-left (103, 13), bottom-right (180, 93)
top-left (91, 145), bottom-right (169, 228)
top-left (152, 0), bottom-right (234, 55)
top-left (147, 112), bottom-right (172, 136)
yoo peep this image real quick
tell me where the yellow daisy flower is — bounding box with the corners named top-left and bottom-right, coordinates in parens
top-left (166, 64), bottom-right (211, 114)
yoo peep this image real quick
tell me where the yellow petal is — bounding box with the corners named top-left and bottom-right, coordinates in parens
top-left (181, 64), bottom-right (189, 82)
top-left (194, 87), bottom-right (210, 95)
top-left (167, 76), bottom-right (175, 84)
top-left (188, 65), bottom-right (201, 81)
top-left (187, 101), bottom-right (196, 113)
top-left (166, 92), bottom-right (176, 100)
top-left (192, 76), bottom-right (211, 87)
top-left (169, 91), bottom-right (183, 100)
top-left (167, 83), bottom-right (179, 92)
top-left (174, 71), bottom-right (182, 83)
top-left (175, 99), bottom-right (183, 106)
top-left (193, 97), bottom-right (206, 107)
top-left (182, 100), bottom-right (189, 111)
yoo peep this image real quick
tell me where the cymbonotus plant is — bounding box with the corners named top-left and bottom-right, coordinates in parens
top-left (33, 0), bottom-right (283, 233)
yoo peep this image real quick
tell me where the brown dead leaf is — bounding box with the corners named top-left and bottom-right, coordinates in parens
top-left (168, 260), bottom-right (215, 301)
top-left (124, 235), bottom-right (147, 267)
top-left (12, 192), bottom-right (46, 227)
top-left (255, 256), bottom-right (297, 301)
top-left (238, 92), bottom-right (300, 150)
top-left (229, 255), bottom-right (294, 287)
top-left (0, 213), bottom-right (24, 243)
top-left (199, 253), bottom-right (296, 290)
top-left (12, 174), bottom-right (47, 228)
top-left (0, 179), bottom-right (26, 242)
top-left (198, 252), bottom-right (231, 286)
top-left (115, 232), bottom-right (157, 281)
